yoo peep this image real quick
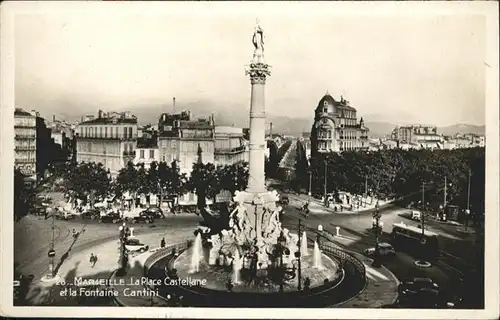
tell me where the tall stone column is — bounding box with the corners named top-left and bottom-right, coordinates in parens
top-left (246, 51), bottom-right (270, 193)
top-left (228, 23), bottom-right (280, 269)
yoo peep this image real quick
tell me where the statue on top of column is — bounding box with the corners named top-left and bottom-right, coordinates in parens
top-left (252, 21), bottom-right (264, 52)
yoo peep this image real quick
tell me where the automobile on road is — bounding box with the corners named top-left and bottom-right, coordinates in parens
top-left (398, 277), bottom-right (440, 294)
top-left (278, 195), bottom-right (289, 206)
top-left (100, 212), bottom-right (122, 224)
top-left (54, 210), bottom-right (77, 220)
top-left (131, 211), bottom-right (155, 224)
top-left (410, 210), bottom-right (422, 221)
top-left (124, 237), bottom-right (149, 253)
top-left (364, 242), bottom-right (396, 258)
top-left (396, 287), bottom-right (456, 309)
top-left (142, 207), bottom-right (165, 219)
top-left (81, 209), bottom-right (101, 220)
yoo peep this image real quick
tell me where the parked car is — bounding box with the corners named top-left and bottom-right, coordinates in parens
top-left (100, 212), bottom-right (122, 223)
top-left (131, 212), bottom-right (155, 224)
top-left (398, 277), bottom-right (439, 294)
top-left (278, 195), bottom-right (289, 206)
top-left (364, 242), bottom-right (396, 258)
top-left (54, 210), bottom-right (77, 220)
top-left (142, 207), bottom-right (164, 219)
top-left (81, 209), bottom-right (100, 220)
top-left (124, 237), bottom-right (149, 253)
top-left (397, 287), bottom-right (455, 308)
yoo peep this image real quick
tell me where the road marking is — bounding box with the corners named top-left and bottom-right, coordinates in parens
top-left (364, 263), bottom-right (390, 281)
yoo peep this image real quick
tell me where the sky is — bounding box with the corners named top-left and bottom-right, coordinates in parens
top-left (14, 4), bottom-right (487, 126)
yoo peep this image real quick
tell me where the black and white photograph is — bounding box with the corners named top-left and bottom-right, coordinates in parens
top-left (1, 1), bottom-right (498, 319)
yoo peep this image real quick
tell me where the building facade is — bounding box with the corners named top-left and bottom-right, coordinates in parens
top-left (134, 136), bottom-right (160, 169)
top-left (391, 125), bottom-right (443, 149)
top-left (214, 126), bottom-right (248, 166)
top-left (14, 109), bottom-right (37, 180)
top-left (310, 93), bottom-right (369, 155)
top-left (157, 111), bottom-right (215, 175)
top-left (76, 110), bottom-right (138, 176)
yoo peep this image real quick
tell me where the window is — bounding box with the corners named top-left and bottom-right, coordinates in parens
top-left (123, 127), bottom-right (127, 138)
top-left (140, 150), bottom-right (145, 159)
top-left (149, 150), bottom-right (154, 159)
top-left (105, 127), bottom-right (108, 138)
top-left (100, 127), bottom-right (103, 138)
top-left (128, 127), bottom-right (133, 139)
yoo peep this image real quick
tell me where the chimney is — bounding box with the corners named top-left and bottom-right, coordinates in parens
top-left (98, 110), bottom-right (103, 118)
top-left (173, 97), bottom-right (176, 113)
top-left (269, 122), bottom-right (273, 138)
top-left (53, 115), bottom-right (55, 122)
top-left (210, 113), bottom-right (215, 126)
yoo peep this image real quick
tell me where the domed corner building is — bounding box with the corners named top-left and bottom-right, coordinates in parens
top-left (310, 93), bottom-right (370, 157)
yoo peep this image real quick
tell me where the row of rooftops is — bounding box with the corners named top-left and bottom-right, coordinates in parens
top-left (79, 110), bottom-right (138, 125)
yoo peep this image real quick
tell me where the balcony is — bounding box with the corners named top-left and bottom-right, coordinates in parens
top-left (15, 146), bottom-right (36, 151)
top-left (15, 134), bottom-right (36, 139)
top-left (15, 159), bottom-right (36, 164)
top-left (77, 135), bottom-right (137, 141)
top-left (214, 145), bottom-right (246, 155)
top-left (122, 150), bottom-right (136, 156)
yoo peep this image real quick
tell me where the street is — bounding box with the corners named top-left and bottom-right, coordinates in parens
top-left (279, 192), bottom-right (476, 305)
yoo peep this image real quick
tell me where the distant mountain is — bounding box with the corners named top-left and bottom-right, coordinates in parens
top-left (438, 124), bottom-right (485, 136)
top-left (65, 101), bottom-right (484, 138)
top-left (364, 121), bottom-right (486, 138)
top-left (364, 121), bottom-right (396, 138)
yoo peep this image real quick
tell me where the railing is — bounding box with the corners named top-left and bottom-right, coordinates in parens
top-left (143, 239), bottom-right (193, 276)
top-left (214, 145), bottom-right (246, 154)
top-left (122, 151), bottom-right (136, 156)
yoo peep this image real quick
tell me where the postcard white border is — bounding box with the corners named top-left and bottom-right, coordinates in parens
top-left (1, 1), bottom-right (498, 319)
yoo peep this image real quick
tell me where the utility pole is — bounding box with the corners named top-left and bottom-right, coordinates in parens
top-left (364, 176), bottom-right (368, 207)
top-left (421, 182), bottom-right (425, 238)
top-left (49, 209), bottom-right (55, 277)
top-left (297, 218), bottom-right (302, 291)
top-left (466, 169), bottom-right (471, 231)
top-left (308, 170), bottom-right (312, 201)
top-left (443, 176), bottom-right (447, 208)
top-left (467, 169), bottom-right (471, 211)
top-left (323, 160), bottom-right (328, 207)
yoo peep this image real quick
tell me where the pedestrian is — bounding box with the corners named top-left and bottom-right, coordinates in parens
top-left (161, 237), bottom-right (166, 248)
top-left (92, 254), bottom-right (98, 267)
top-left (89, 253), bottom-right (95, 267)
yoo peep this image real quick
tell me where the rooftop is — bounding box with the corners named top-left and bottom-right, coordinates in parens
top-left (14, 108), bottom-right (34, 117)
top-left (80, 114), bottom-right (137, 125)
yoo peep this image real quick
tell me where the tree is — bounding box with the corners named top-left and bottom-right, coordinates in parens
top-left (294, 140), bottom-right (310, 193)
top-left (14, 168), bottom-right (34, 222)
top-left (65, 162), bottom-right (111, 207)
top-left (187, 162), bottom-right (219, 211)
top-left (116, 162), bottom-right (139, 200)
top-left (265, 140), bottom-right (279, 179)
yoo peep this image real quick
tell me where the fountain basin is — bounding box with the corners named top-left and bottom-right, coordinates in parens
top-left (172, 246), bottom-right (341, 293)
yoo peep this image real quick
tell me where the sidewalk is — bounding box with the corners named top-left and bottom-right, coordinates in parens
top-left (288, 193), bottom-right (393, 215)
top-left (312, 230), bottom-right (399, 308)
top-left (25, 227), bottom-right (195, 306)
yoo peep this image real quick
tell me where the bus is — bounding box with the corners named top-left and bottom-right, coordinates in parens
top-left (391, 222), bottom-right (439, 259)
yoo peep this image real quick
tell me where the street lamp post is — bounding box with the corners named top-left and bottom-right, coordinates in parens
top-left (372, 201), bottom-right (381, 268)
top-left (466, 169), bottom-right (471, 229)
top-left (421, 182), bottom-right (425, 239)
top-left (308, 170), bottom-right (312, 201)
top-left (277, 231), bottom-right (286, 293)
top-left (323, 160), bottom-right (328, 207)
top-left (296, 218), bottom-right (302, 291)
top-left (49, 207), bottom-right (55, 277)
